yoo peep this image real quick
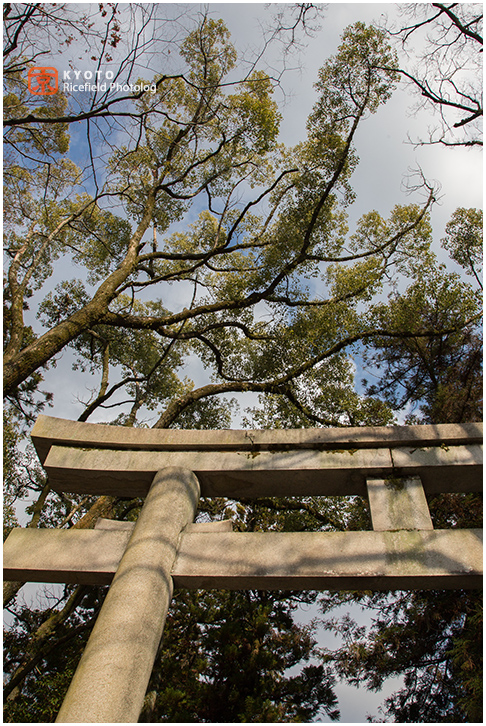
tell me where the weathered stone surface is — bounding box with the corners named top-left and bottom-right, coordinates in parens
top-left (42, 443), bottom-right (482, 498)
top-left (93, 518), bottom-right (233, 533)
top-left (94, 518), bottom-right (135, 531)
top-left (56, 466), bottom-right (200, 724)
top-left (4, 526), bottom-right (482, 591)
top-left (15, 415), bottom-right (482, 724)
top-left (3, 527), bottom-right (131, 585)
top-left (391, 444), bottom-right (482, 493)
top-left (367, 477), bottom-right (434, 531)
top-left (174, 529), bottom-right (482, 590)
top-left (31, 414), bottom-right (483, 462)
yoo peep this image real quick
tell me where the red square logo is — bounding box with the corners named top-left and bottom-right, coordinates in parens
top-left (28, 67), bottom-right (58, 95)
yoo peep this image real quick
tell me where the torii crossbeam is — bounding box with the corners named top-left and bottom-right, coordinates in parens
top-left (3, 416), bottom-right (483, 723)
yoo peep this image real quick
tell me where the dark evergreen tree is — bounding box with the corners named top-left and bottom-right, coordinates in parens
top-left (3, 5), bottom-right (481, 723)
top-left (319, 231), bottom-right (482, 724)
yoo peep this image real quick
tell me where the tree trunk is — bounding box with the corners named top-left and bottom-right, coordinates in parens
top-left (3, 481), bottom-right (51, 608)
top-left (4, 586), bottom-right (86, 704)
top-left (3, 191), bottom-right (156, 396)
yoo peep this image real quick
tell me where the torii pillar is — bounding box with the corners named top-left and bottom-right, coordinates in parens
top-left (3, 416), bottom-right (482, 723)
top-left (56, 467), bottom-right (200, 723)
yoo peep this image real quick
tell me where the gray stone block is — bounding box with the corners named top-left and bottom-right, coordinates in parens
top-left (31, 414), bottom-right (483, 464)
top-left (367, 477), bottom-right (434, 531)
top-left (55, 466), bottom-right (200, 724)
top-left (42, 443), bottom-right (482, 498)
top-left (4, 525), bottom-right (482, 591)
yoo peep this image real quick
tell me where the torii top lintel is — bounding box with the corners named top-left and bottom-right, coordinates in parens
top-left (31, 415), bottom-right (482, 500)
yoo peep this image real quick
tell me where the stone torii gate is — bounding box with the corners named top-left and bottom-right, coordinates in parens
top-left (3, 416), bottom-right (483, 723)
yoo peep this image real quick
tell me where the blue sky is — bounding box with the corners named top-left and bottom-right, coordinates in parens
top-left (38, 2), bottom-right (482, 424)
top-left (9, 5), bottom-right (481, 720)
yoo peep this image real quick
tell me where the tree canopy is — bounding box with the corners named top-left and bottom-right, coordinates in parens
top-left (384, 2), bottom-right (483, 147)
top-left (3, 4), bottom-right (482, 723)
top-left (4, 8), bottom-right (440, 426)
